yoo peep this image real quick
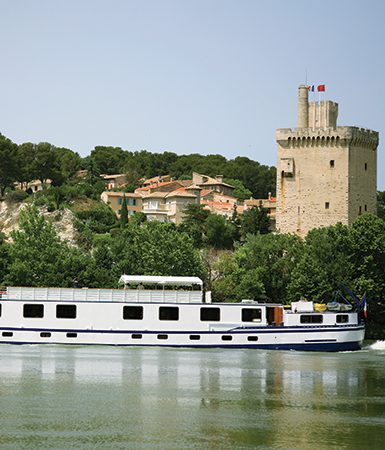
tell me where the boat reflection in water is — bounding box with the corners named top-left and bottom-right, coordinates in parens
top-left (0, 344), bottom-right (384, 449)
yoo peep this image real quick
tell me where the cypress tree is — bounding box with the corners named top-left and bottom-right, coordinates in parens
top-left (120, 194), bottom-right (128, 227)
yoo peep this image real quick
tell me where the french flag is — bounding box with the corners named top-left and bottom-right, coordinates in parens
top-left (308, 85), bottom-right (315, 92)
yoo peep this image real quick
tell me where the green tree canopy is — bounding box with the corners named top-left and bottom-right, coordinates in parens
top-left (0, 134), bottom-right (18, 196)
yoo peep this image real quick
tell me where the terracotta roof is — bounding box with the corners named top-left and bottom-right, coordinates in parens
top-left (102, 191), bottom-right (141, 198)
top-left (166, 189), bottom-right (197, 198)
top-left (201, 200), bottom-right (234, 210)
top-left (142, 191), bottom-right (169, 198)
top-left (200, 189), bottom-right (213, 198)
top-left (136, 181), bottom-right (181, 192)
top-left (143, 175), bottom-right (170, 185)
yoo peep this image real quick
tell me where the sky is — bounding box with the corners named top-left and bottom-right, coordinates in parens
top-left (1, 0), bottom-right (384, 189)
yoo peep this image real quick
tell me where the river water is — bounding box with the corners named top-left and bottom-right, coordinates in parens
top-left (0, 343), bottom-right (384, 450)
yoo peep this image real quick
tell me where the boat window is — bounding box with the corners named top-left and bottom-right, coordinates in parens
top-left (40, 332), bottom-right (51, 338)
top-left (247, 336), bottom-right (259, 341)
top-left (242, 308), bottom-right (262, 322)
top-left (200, 307), bottom-right (220, 322)
top-left (56, 304), bottom-right (77, 319)
top-left (221, 335), bottom-right (233, 341)
top-left (0, 303), bottom-right (2, 317)
top-left (2, 331), bottom-right (13, 337)
top-left (159, 307), bottom-right (179, 321)
top-left (132, 334), bottom-right (142, 339)
top-left (300, 315), bottom-right (323, 324)
top-left (23, 304), bottom-right (44, 318)
top-left (66, 332), bottom-right (77, 338)
top-left (123, 306), bottom-right (143, 320)
top-left (157, 334), bottom-right (168, 340)
top-left (336, 314), bottom-right (349, 323)
top-left (189, 335), bottom-right (201, 340)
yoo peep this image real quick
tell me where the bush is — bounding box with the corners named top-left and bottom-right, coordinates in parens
top-left (5, 189), bottom-right (29, 203)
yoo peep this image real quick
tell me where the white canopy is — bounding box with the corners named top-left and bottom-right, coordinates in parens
top-left (118, 275), bottom-right (203, 287)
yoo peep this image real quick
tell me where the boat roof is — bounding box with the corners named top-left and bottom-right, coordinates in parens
top-left (118, 275), bottom-right (203, 286)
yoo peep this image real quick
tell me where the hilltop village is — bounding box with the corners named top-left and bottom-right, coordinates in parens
top-left (0, 86), bottom-right (385, 338)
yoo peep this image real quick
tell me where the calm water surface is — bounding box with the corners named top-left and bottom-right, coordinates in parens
top-left (0, 343), bottom-right (384, 449)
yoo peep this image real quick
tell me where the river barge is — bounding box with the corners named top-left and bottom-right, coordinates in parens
top-left (0, 276), bottom-right (365, 351)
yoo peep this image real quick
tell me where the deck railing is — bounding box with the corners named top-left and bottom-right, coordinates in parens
top-left (3, 287), bottom-right (203, 303)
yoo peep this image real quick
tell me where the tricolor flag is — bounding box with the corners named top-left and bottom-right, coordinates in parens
top-left (317, 84), bottom-right (326, 92)
top-left (308, 85), bottom-right (315, 92)
top-left (363, 293), bottom-right (368, 319)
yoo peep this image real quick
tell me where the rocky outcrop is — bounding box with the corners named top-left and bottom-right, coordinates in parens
top-left (0, 201), bottom-right (77, 246)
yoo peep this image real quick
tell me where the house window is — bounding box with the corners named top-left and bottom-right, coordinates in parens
top-left (56, 305), bottom-right (77, 319)
top-left (123, 306), bottom-right (143, 320)
top-left (325, 202), bottom-right (330, 209)
top-left (118, 197), bottom-right (123, 205)
top-left (330, 160), bottom-right (335, 168)
top-left (336, 315), bottom-right (349, 323)
top-left (159, 307), bottom-right (179, 321)
top-left (200, 307), bottom-right (220, 322)
top-left (300, 315), bottom-right (323, 324)
top-left (23, 304), bottom-right (44, 318)
top-left (149, 201), bottom-right (159, 210)
top-left (242, 308), bottom-right (262, 322)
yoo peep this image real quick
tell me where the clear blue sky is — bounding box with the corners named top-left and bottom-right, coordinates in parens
top-left (1, 0), bottom-right (384, 189)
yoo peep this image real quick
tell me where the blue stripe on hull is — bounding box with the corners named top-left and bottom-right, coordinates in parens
top-left (0, 341), bottom-right (362, 352)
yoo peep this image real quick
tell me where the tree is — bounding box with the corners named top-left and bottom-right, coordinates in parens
top-left (179, 204), bottom-right (210, 247)
top-left (5, 205), bottom-right (91, 287)
top-left (287, 223), bottom-right (352, 303)
top-left (109, 221), bottom-right (206, 281)
top-left (349, 214), bottom-right (385, 338)
top-left (32, 142), bottom-right (60, 184)
top-left (90, 146), bottom-right (127, 175)
top-left (55, 147), bottom-right (81, 180)
top-left (17, 142), bottom-right (37, 188)
top-left (204, 214), bottom-right (235, 249)
top-left (240, 206), bottom-right (270, 238)
top-left (224, 178), bottom-right (252, 201)
top-left (0, 134), bottom-right (18, 196)
top-left (120, 195), bottom-right (128, 227)
top-left (213, 232), bottom-right (303, 303)
top-left (378, 191), bottom-right (385, 221)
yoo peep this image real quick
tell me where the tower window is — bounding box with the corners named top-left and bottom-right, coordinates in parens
top-left (325, 202), bottom-right (330, 210)
top-left (359, 206), bottom-right (362, 215)
top-left (330, 160), bottom-right (335, 168)
top-left (365, 162), bottom-right (368, 171)
top-left (364, 205), bottom-right (367, 212)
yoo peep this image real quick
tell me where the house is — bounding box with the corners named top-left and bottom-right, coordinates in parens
top-left (100, 191), bottom-right (143, 218)
top-left (142, 188), bottom-right (198, 225)
top-left (101, 174), bottom-right (127, 190)
top-left (244, 193), bottom-right (277, 222)
top-left (192, 172), bottom-right (235, 197)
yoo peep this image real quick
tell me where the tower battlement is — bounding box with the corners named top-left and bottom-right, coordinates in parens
top-left (276, 126), bottom-right (379, 149)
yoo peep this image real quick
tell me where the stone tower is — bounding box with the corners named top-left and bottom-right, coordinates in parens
top-left (276, 85), bottom-right (379, 237)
